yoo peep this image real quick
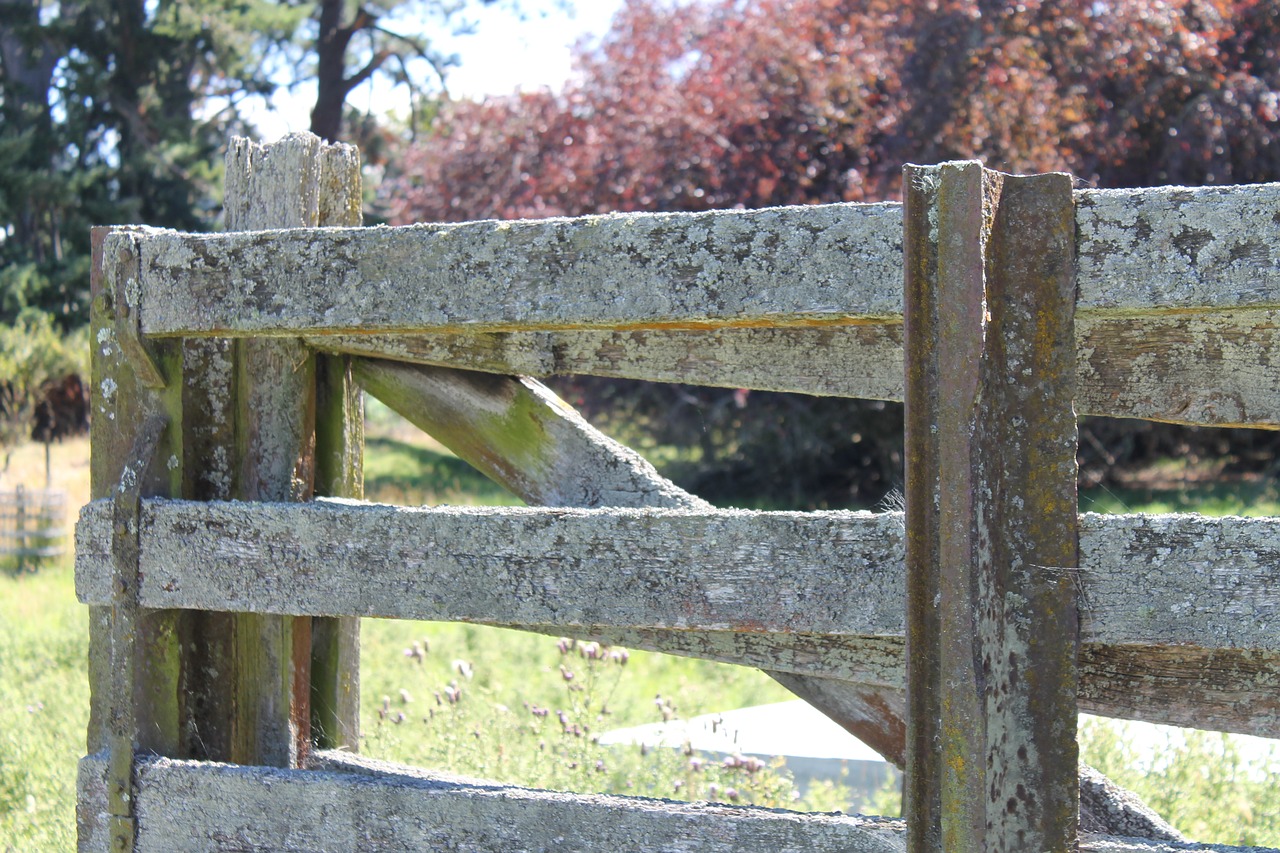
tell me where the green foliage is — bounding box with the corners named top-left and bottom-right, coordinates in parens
top-left (363, 435), bottom-right (526, 506)
top-left (0, 0), bottom-right (300, 327)
top-left (391, 0), bottom-right (1280, 221)
top-left (1081, 717), bottom-right (1280, 847)
top-left (0, 313), bottom-right (88, 458)
top-left (864, 769), bottom-right (904, 818)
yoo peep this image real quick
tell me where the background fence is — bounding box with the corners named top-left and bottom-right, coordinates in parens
top-left (1, 486), bottom-right (66, 572)
top-left (74, 133), bottom-right (1279, 852)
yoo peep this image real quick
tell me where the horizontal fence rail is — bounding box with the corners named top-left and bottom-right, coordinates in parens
top-left (307, 311), bottom-right (1280, 430)
top-left (75, 499), bottom-right (1280, 737)
top-left (110, 184), bottom-right (1280, 339)
top-left (103, 183), bottom-right (1280, 430)
top-left (75, 753), bottom-right (1277, 853)
top-left (75, 499), bottom-right (1279, 650)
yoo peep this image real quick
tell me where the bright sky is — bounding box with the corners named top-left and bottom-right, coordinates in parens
top-left (248, 0), bottom-right (624, 140)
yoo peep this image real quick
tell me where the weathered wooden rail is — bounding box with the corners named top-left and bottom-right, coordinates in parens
top-left (77, 134), bottom-right (1280, 852)
top-left (112, 181), bottom-right (1280, 429)
top-left (75, 503), bottom-right (1279, 656)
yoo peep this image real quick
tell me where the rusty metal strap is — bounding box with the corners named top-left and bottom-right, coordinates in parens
top-left (108, 414), bottom-right (167, 852)
top-left (903, 162), bottom-right (1080, 853)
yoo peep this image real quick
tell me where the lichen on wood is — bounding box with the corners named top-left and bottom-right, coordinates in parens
top-left (122, 183), bottom-right (1280, 339)
top-left (74, 500), bottom-right (1280, 656)
top-left (74, 753), bottom-right (1280, 853)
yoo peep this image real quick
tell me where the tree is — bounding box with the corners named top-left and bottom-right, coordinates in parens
top-left (387, 0), bottom-right (1280, 505)
top-left (0, 313), bottom-right (86, 482)
top-left (306, 0), bottom-right (562, 142)
top-left (0, 0), bottom-right (302, 326)
top-left (0, 0), bottom-right (552, 328)
top-left (391, 0), bottom-right (1279, 221)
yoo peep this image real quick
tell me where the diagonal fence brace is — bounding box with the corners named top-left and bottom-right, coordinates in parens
top-left (107, 414), bottom-right (168, 852)
top-left (903, 162), bottom-right (1080, 852)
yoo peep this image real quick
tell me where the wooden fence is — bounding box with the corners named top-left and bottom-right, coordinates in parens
top-left (75, 134), bottom-right (1278, 852)
top-left (0, 485), bottom-right (66, 572)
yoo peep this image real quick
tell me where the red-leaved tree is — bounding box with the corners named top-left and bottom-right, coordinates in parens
top-left (391, 0), bottom-right (1279, 221)
top-left (385, 0), bottom-right (1280, 507)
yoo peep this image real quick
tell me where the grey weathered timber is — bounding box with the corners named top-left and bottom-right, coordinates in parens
top-left (903, 163), bottom-right (1080, 851)
top-left (1075, 311), bottom-right (1280, 428)
top-left (355, 358), bottom-right (708, 510)
top-left (317, 326), bottom-right (907, 401)
top-left (76, 502), bottom-right (903, 634)
top-left (112, 182), bottom-right (1280, 339)
top-left (74, 754), bottom-right (1280, 853)
top-left (306, 139), bottom-right (364, 754)
top-left (87, 227), bottom-right (185, 762)
top-left (127, 202), bottom-right (905, 336)
top-left (311, 345), bottom-right (363, 752)
top-left (74, 502), bottom-right (1280, 655)
top-left (106, 413), bottom-right (168, 851)
top-left (356, 357), bottom-right (910, 775)
top-left (1075, 184), bottom-right (1280, 313)
top-left (223, 134), bottom-right (327, 768)
top-left (1078, 765), bottom-right (1185, 842)
top-left (73, 752), bottom-right (903, 853)
top-left (1077, 643), bottom-right (1280, 734)
top-left (313, 309), bottom-right (1280, 429)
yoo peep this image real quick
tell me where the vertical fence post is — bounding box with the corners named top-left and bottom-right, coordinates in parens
top-left (311, 142), bottom-right (365, 753)
top-left (220, 132), bottom-right (363, 766)
top-left (903, 161), bottom-right (1080, 851)
top-left (14, 484), bottom-right (26, 573)
top-left (85, 135), bottom-right (364, 808)
top-left (87, 226), bottom-right (184, 761)
top-left (84, 225), bottom-right (184, 850)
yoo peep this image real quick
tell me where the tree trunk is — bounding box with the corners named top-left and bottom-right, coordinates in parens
top-left (311, 0), bottom-right (352, 141)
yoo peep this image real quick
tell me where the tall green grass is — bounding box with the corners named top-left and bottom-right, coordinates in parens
top-left (357, 620), bottom-right (857, 811)
top-left (0, 566), bottom-right (86, 850)
top-left (1081, 718), bottom-right (1280, 847)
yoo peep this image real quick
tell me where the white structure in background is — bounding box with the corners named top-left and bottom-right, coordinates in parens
top-left (598, 700), bottom-right (901, 812)
top-left (601, 704), bottom-right (1280, 816)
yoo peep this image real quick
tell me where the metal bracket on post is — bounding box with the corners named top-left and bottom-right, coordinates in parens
top-left (108, 414), bottom-right (167, 852)
top-left (107, 232), bottom-right (166, 390)
top-left (904, 162), bottom-right (1080, 852)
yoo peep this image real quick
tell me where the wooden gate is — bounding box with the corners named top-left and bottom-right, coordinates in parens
top-left (76, 134), bottom-right (1279, 851)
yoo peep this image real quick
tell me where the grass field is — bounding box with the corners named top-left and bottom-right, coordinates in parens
top-left (0, 566), bottom-right (85, 850)
top-left (1, 410), bottom-right (1278, 848)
